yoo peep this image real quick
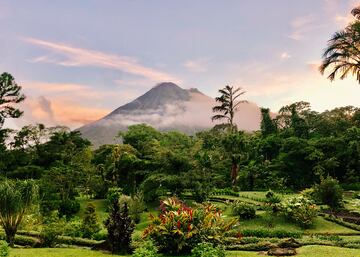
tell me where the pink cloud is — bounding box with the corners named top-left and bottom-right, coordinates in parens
top-left (24, 37), bottom-right (181, 83)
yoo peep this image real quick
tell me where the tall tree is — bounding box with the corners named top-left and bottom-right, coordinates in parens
top-left (319, 6), bottom-right (360, 84)
top-left (212, 85), bottom-right (247, 133)
top-left (0, 73), bottom-right (25, 128)
top-left (260, 108), bottom-right (277, 137)
top-left (0, 179), bottom-right (38, 246)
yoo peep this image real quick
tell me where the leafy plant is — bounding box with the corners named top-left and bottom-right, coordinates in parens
top-left (231, 201), bottom-right (256, 220)
top-left (265, 190), bottom-right (281, 213)
top-left (281, 195), bottom-right (318, 228)
top-left (143, 197), bottom-right (236, 255)
top-left (40, 223), bottom-right (61, 247)
top-left (0, 241), bottom-right (8, 257)
top-left (132, 240), bottom-right (159, 257)
top-left (191, 242), bottom-right (225, 257)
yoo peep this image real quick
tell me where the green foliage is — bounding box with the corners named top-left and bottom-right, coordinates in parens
top-left (82, 203), bottom-right (101, 238)
top-left (231, 201), bottom-right (256, 220)
top-left (40, 223), bottom-right (61, 247)
top-left (0, 179), bottom-right (38, 246)
top-left (265, 190), bottom-right (282, 213)
top-left (313, 176), bottom-right (343, 209)
top-left (238, 228), bottom-right (302, 238)
top-left (0, 72), bottom-right (25, 128)
top-left (191, 242), bottom-right (225, 257)
top-left (260, 108), bottom-right (277, 137)
top-left (281, 196), bottom-right (318, 228)
top-left (132, 240), bottom-right (159, 257)
top-left (58, 200), bottom-right (80, 219)
top-left (143, 197), bottom-right (236, 255)
top-left (104, 200), bottom-right (134, 254)
top-left (0, 241), bottom-right (8, 257)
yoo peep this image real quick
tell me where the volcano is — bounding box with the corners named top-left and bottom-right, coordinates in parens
top-left (78, 82), bottom-right (261, 147)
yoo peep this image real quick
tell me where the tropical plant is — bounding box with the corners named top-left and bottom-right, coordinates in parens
top-left (212, 85), bottom-right (247, 132)
top-left (0, 179), bottom-right (38, 246)
top-left (320, 6), bottom-right (360, 84)
top-left (143, 197), bottom-right (236, 255)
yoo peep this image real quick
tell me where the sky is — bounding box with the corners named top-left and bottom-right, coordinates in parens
top-left (1, 0), bottom-right (360, 129)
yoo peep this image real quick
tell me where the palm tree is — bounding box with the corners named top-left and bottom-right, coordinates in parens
top-left (212, 85), bottom-right (247, 133)
top-left (319, 6), bottom-right (360, 83)
top-left (0, 179), bottom-right (38, 246)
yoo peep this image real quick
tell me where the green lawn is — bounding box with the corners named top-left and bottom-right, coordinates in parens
top-left (10, 248), bottom-right (114, 257)
top-left (9, 246), bottom-right (360, 257)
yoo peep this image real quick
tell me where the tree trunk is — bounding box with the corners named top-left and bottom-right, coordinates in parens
top-left (5, 227), bottom-right (16, 247)
top-left (231, 158), bottom-right (238, 190)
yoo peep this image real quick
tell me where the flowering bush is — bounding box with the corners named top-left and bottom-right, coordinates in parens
top-left (281, 196), bottom-right (318, 228)
top-left (143, 197), bottom-right (236, 254)
top-left (231, 201), bottom-right (256, 220)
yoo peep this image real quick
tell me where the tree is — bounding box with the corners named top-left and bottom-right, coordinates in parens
top-left (320, 6), bottom-right (360, 84)
top-left (104, 200), bottom-right (134, 254)
top-left (222, 131), bottom-right (247, 189)
top-left (0, 179), bottom-right (38, 246)
top-left (0, 73), bottom-right (25, 128)
top-left (212, 85), bottom-right (247, 133)
top-left (82, 203), bottom-right (101, 238)
top-left (260, 108), bottom-right (277, 137)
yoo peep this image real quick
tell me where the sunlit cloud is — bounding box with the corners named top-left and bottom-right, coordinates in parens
top-left (17, 96), bottom-right (110, 129)
top-left (288, 14), bottom-right (324, 40)
top-left (280, 52), bottom-right (291, 59)
top-left (183, 58), bottom-right (210, 72)
top-left (23, 37), bottom-right (181, 83)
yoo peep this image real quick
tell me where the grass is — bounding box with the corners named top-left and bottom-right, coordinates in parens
top-left (9, 246), bottom-right (360, 257)
top-left (10, 248), bottom-right (114, 257)
top-left (304, 217), bottom-right (360, 235)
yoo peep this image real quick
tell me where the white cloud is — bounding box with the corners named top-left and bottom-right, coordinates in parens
top-left (23, 37), bottom-right (181, 83)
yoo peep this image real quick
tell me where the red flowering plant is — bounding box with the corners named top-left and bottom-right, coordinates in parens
top-left (143, 197), bottom-right (237, 255)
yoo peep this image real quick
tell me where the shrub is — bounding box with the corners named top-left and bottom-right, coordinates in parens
top-left (133, 240), bottom-right (159, 257)
top-left (104, 200), bottom-right (134, 254)
top-left (40, 223), bottom-right (61, 247)
top-left (129, 192), bottom-right (146, 224)
top-left (58, 200), bottom-right (80, 219)
top-left (0, 241), bottom-right (8, 257)
top-left (281, 196), bottom-right (318, 228)
top-left (191, 242), bottom-right (225, 257)
top-left (265, 190), bottom-right (281, 213)
top-left (238, 228), bottom-right (302, 238)
top-left (82, 203), bottom-right (101, 238)
top-left (63, 217), bottom-right (83, 237)
top-left (313, 176), bottom-right (343, 209)
top-left (143, 197), bottom-right (237, 255)
top-left (92, 229), bottom-right (107, 241)
top-left (231, 201), bottom-right (256, 220)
